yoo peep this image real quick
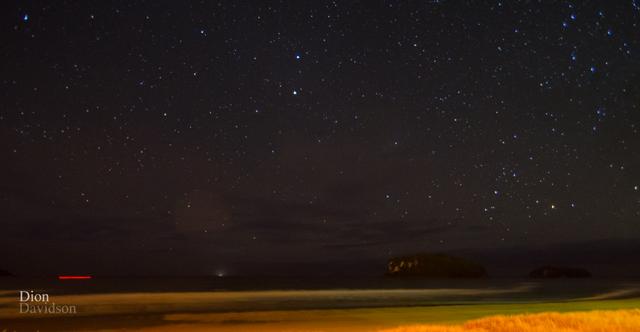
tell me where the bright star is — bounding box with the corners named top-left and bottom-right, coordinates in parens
top-left (23, 14), bottom-right (29, 22)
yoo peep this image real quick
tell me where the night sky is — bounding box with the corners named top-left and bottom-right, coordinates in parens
top-left (2, 1), bottom-right (640, 276)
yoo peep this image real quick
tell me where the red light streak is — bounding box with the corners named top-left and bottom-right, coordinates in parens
top-left (58, 275), bottom-right (92, 280)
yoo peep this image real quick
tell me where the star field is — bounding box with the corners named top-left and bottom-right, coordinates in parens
top-left (1, 1), bottom-right (640, 275)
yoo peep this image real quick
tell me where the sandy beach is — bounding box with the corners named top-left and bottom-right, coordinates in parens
top-left (2, 284), bottom-right (640, 331)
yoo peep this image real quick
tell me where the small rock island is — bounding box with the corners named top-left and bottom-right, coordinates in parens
top-left (386, 253), bottom-right (487, 278)
top-left (529, 266), bottom-right (591, 278)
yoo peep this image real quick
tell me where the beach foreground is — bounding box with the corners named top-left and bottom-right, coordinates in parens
top-left (1, 287), bottom-right (640, 331)
top-left (380, 309), bottom-right (640, 332)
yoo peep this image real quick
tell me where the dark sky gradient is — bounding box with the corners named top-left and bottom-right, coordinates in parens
top-left (1, 1), bottom-right (640, 276)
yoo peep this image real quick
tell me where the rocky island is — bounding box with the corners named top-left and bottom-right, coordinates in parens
top-left (529, 266), bottom-right (591, 278)
top-left (386, 253), bottom-right (487, 278)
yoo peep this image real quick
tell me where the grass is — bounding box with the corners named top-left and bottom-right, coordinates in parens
top-left (378, 309), bottom-right (640, 332)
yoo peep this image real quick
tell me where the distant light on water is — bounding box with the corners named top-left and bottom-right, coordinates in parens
top-left (58, 275), bottom-right (92, 280)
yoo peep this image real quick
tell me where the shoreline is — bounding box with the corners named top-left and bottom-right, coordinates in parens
top-left (1, 290), bottom-right (639, 331)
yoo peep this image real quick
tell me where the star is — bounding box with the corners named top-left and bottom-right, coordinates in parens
top-left (4, 0), bottom-right (640, 279)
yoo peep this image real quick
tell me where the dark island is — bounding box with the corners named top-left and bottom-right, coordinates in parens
top-left (0, 269), bottom-right (12, 277)
top-left (386, 253), bottom-right (487, 278)
top-left (529, 266), bottom-right (591, 278)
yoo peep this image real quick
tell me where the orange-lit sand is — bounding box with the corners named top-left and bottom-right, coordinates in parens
top-left (1, 289), bottom-right (640, 331)
top-left (379, 309), bottom-right (640, 332)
